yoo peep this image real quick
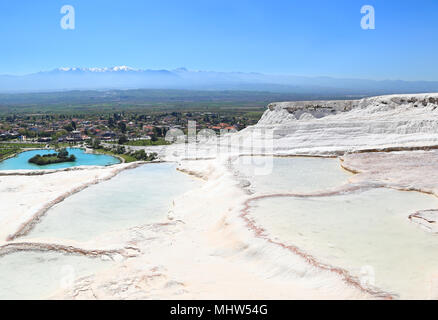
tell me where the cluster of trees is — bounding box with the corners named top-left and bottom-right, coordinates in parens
top-left (129, 149), bottom-right (158, 161)
top-left (28, 148), bottom-right (76, 165)
top-left (88, 138), bottom-right (157, 162)
top-left (110, 145), bottom-right (157, 161)
top-left (63, 120), bottom-right (77, 132)
top-left (0, 147), bottom-right (20, 161)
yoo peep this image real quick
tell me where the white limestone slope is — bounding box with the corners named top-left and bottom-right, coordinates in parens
top-left (231, 93), bottom-right (438, 156)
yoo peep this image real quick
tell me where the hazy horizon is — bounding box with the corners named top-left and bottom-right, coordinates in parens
top-left (1, 65), bottom-right (438, 95)
top-left (3, 65), bottom-right (438, 83)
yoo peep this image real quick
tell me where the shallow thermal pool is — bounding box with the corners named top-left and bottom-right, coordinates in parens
top-left (233, 156), bottom-right (352, 194)
top-left (236, 156), bottom-right (438, 299)
top-left (24, 162), bottom-right (200, 242)
top-left (0, 251), bottom-right (111, 299)
top-left (249, 184), bottom-right (438, 299)
top-left (0, 148), bottom-right (120, 170)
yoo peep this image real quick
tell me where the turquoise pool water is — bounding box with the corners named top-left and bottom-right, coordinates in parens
top-left (0, 148), bottom-right (120, 170)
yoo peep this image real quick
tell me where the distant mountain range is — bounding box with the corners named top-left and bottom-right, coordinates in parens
top-left (1, 66), bottom-right (438, 95)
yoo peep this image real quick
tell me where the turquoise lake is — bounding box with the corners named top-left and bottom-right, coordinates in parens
top-left (0, 148), bottom-right (120, 170)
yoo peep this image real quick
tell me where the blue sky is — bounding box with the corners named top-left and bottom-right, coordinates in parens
top-left (1, 0), bottom-right (437, 80)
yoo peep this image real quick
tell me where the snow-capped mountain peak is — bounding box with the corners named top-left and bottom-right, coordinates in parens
top-left (56, 66), bottom-right (136, 73)
top-left (111, 65), bottom-right (135, 72)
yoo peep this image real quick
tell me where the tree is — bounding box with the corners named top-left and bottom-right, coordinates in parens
top-left (115, 146), bottom-right (126, 154)
top-left (90, 138), bottom-right (101, 149)
top-left (118, 135), bottom-right (128, 144)
top-left (54, 129), bottom-right (68, 140)
top-left (153, 127), bottom-right (163, 137)
top-left (64, 124), bottom-right (74, 132)
top-left (58, 148), bottom-right (69, 159)
top-left (118, 122), bottom-right (127, 134)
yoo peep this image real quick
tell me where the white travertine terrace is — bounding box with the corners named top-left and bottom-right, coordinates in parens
top-left (0, 163), bottom-right (142, 242)
top-left (236, 93), bottom-right (438, 156)
top-left (2, 93), bottom-right (438, 299)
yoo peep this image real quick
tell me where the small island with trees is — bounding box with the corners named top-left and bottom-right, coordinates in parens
top-left (28, 148), bottom-right (76, 166)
